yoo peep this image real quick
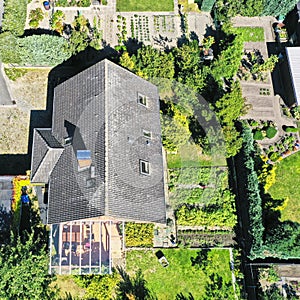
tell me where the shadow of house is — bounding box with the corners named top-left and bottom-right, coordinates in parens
top-left (0, 46), bottom-right (117, 177)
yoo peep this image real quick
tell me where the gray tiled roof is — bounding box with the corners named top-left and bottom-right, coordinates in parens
top-left (31, 129), bottom-right (63, 183)
top-left (31, 59), bottom-right (166, 224)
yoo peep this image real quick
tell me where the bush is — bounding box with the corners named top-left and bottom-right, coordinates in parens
top-left (18, 34), bottom-right (72, 66)
top-left (4, 68), bottom-right (28, 81)
top-left (125, 222), bottom-right (154, 247)
top-left (266, 127), bottom-right (277, 139)
top-left (78, 0), bottom-right (91, 6)
top-left (253, 130), bottom-right (264, 140)
top-left (284, 126), bottom-right (299, 133)
top-left (2, 0), bottom-right (27, 36)
top-left (269, 152), bottom-right (280, 162)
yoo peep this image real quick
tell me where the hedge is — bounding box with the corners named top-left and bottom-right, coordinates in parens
top-left (266, 127), bottom-right (277, 139)
top-left (125, 222), bottom-right (154, 247)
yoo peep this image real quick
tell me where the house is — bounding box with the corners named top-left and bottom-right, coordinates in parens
top-left (285, 47), bottom-right (300, 106)
top-left (30, 59), bottom-right (166, 274)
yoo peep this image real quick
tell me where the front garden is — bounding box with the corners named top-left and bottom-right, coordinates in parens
top-left (126, 248), bottom-right (235, 299)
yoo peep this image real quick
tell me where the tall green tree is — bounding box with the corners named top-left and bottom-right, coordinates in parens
top-left (0, 233), bottom-right (57, 300)
top-left (263, 0), bottom-right (298, 17)
top-left (116, 267), bottom-right (156, 300)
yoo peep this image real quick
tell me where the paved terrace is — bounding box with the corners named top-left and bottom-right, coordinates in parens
top-left (233, 17), bottom-right (296, 146)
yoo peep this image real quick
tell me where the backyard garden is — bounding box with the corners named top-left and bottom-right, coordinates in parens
top-left (126, 248), bottom-right (236, 299)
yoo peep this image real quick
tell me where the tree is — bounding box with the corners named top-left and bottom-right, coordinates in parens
top-left (201, 0), bottom-right (217, 12)
top-left (133, 46), bottom-right (175, 79)
top-left (263, 0), bottom-right (298, 17)
top-left (116, 267), bottom-right (157, 300)
top-left (203, 273), bottom-right (235, 300)
top-left (0, 233), bottom-right (57, 299)
top-left (161, 104), bottom-right (191, 152)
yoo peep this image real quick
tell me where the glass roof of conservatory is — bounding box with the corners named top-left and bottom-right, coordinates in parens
top-left (49, 219), bottom-right (124, 275)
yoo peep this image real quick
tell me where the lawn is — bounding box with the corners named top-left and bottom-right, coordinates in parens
top-left (235, 27), bottom-right (265, 42)
top-left (269, 151), bottom-right (300, 222)
top-left (126, 248), bottom-right (233, 299)
top-left (116, 0), bottom-right (174, 11)
top-left (167, 143), bottom-right (226, 168)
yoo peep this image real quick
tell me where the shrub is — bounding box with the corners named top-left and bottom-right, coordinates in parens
top-left (125, 222), bottom-right (154, 247)
top-left (2, 0), bottom-right (27, 36)
top-left (18, 34), bottom-right (72, 66)
top-left (269, 152), bottom-right (280, 162)
top-left (78, 0), bottom-right (91, 7)
top-left (284, 126), bottom-right (298, 133)
top-left (253, 130), bottom-right (264, 140)
top-left (4, 68), bottom-right (28, 81)
top-left (266, 127), bottom-right (277, 139)
top-left (29, 8), bottom-right (44, 27)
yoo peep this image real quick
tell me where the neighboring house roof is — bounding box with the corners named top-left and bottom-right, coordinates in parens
top-left (31, 59), bottom-right (166, 224)
top-left (286, 47), bottom-right (300, 105)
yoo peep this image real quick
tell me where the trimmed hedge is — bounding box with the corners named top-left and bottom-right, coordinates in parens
top-left (125, 222), bottom-right (154, 247)
top-left (253, 130), bottom-right (264, 140)
top-left (266, 127), bottom-right (277, 139)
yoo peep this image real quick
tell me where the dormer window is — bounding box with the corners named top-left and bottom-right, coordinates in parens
top-left (140, 160), bottom-right (150, 175)
top-left (138, 93), bottom-right (147, 107)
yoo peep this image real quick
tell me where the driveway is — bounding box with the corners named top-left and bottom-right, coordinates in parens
top-left (0, 63), bottom-right (13, 105)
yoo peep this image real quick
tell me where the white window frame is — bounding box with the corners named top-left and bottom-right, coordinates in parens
top-left (143, 130), bottom-right (152, 139)
top-left (138, 93), bottom-right (148, 107)
top-left (140, 160), bottom-right (150, 175)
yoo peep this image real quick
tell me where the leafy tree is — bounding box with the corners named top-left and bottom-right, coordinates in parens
top-left (215, 0), bottom-right (263, 21)
top-left (0, 233), bottom-right (57, 299)
top-left (116, 267), bottom-right (157, 300)
top-left (173, 40), bottom-right (206, 92)
top-left (119, 52), bottom-right (136, 71)
top-left (263, 0), bottom-right (298, 17)
top-left (201, 0), bottom-right (216, 12)
top-left (203, 273), bottom-right (235, 300)
top-left (161, 104), bottom-right (191, 152)
top-left (134, 46), bottom-right (175, 79)
top-left (67, 30), bottom-right (90, 55)
top-left (1, 0), bottom-right (28, 36)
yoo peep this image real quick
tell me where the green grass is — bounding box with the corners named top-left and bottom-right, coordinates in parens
top-left (167, 143), bottom-right (226, 168)
top-left (116, 0), bottom-right (174, 11)
top-left (4, 68), bottom-right (28, 81)
top-left (126, 248), bottom-right (233, 300)
top-left (235, 27), bottom-right (265, 42)
top-left (269, 151), bottom-right (300, 222)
